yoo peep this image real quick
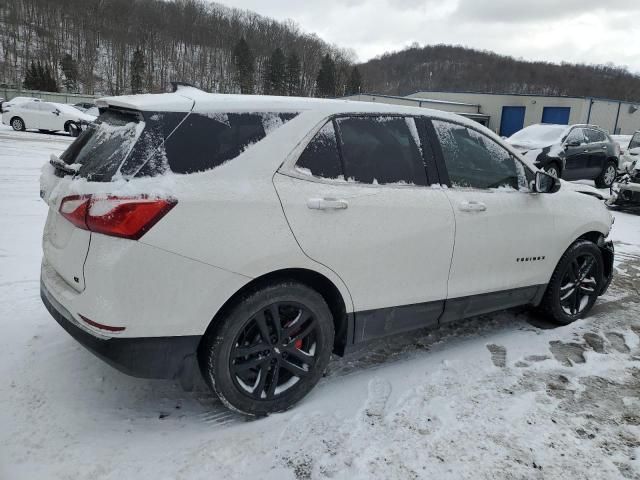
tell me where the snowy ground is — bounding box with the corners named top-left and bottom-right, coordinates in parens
top-left (1, 124), bottom-right (639, 479)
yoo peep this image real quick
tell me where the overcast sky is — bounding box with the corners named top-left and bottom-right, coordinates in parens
top-left (220, 0), bottom-right (640, 71)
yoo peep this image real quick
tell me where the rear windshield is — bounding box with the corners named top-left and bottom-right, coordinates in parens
top-left (60, 109), bottom-right (298, 182)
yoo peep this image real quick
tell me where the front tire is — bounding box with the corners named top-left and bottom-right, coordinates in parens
top-left (66, 122), bottom-right (81, 137)
top-left (539, 240), bottom-right (604, 325)
top-left (595, 160), bottom-right (617, 188)
top-left (199, 281), bottom-right (335, 416)
top-left (544, 163), bottom-right (560, 179)
top-left (10, 117), bottom-right (25, 131)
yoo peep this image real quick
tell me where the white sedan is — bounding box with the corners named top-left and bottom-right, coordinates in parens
top-left (2, 101), bottom-right (96, 136)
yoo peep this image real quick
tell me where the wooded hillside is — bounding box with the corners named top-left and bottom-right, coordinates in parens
top-left (358, 44), bottom-right (640, 102)
top-left (0, 0), bottom-right (356, 96)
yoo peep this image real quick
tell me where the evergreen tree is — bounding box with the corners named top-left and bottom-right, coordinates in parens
top-left (36, 62), bottom-right (46, 90)
top-left (233, 37), bottom-right (255, 94)
top-left (264, 48), bottom-right (286, 95)
top-left (286, 52), bottom-right (301, 96)
top-left (60, 54), bottom-right (79, 92)
top-left (130, 48), bottom-right (146, 94)
top-left (316, 54), bottom-right (336, 98)
top-left (347, 66), bottom-right (363, 95)
top-left (43, 64), bottom-right (58, 92)
top-left (23, 61), bottom-right (38, 90)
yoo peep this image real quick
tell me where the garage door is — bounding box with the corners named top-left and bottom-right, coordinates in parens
top-left (542, 107), bottom-right (571, 125)
top-left (499, 106), bottom-right (526, 137)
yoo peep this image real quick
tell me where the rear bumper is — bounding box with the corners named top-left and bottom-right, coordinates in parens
top-left (41, 280), bottom-right (200, 379)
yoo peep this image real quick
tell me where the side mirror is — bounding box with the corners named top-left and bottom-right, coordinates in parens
top-left (534, 171), bottom-right (561, 194)
top-left (629, 147), bottom-right (640, 156)
top-left (565, 140), bottom-right (581, 148)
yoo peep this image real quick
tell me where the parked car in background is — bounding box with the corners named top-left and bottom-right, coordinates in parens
top-left (40, 88), bottom-right (614, 416)
top-left (507, 124), bottom-right (619, 188)
top-left (0, 96), bottom-right (40, 112)
top-left (616, 131), bottom-right (640, 171)
top-left (2, 101), bottom-right (96, 136)
top-left (73, 102), bottom-right (95, 112)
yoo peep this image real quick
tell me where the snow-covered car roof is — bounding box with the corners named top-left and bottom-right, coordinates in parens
top-left (98, 86), bottom-right (473, 119)
top-left (96, 86), bottom-right (533, 170)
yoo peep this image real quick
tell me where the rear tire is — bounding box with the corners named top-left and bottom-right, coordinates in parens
top-left (199, 281), bottom-right (335, 416)
top-left (595, 160), bottom-right (617, 188)
top-left (538, 240), bottom-right (604, 325)
top-left (10, 117), bottom-right (25, 131)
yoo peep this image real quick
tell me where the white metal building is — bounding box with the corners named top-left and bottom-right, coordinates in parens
top-left (345, 91), bottom-right (640, 137)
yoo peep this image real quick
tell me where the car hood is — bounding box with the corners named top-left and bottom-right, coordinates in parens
top-left (560, 180), bottom-right (606, 200)
top-left (507, 140), bottom-right (552, 151)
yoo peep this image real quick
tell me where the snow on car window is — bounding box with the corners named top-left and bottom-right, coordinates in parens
top-left (433, 120), bottom-right (522, 190)
top-left (165, 112), bottom-right (298, 175)
top-left (296, 121), bottom-right (343, 179)
top-left (405, 117), bottom-right (423, 156)
top-left (336, 116), bottom-right (427, 186)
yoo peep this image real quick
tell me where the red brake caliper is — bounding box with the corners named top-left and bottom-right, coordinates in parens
top-left (294, 338), bottom-right (303, 350)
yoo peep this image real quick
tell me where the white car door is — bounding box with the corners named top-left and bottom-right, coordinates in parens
top-left (427, 119), bottom-right (557, 321)
top-left (18, 103), bottom-right (42, 129)
top-left (274, 115), bottom-right (455, 342)
top-left (38, 102), bottom-right (63, 130)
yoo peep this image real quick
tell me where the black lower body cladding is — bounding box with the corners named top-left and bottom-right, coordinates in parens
top-left (40, 280), bottom-right (199, 379)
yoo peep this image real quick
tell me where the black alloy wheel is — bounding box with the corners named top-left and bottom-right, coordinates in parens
top-left (229, 302), bottom-right (319, 400)
top-left (539, 240), bottom-right (604, 325)
top-left (200, 281), bottom-right (334, 416)
top-left (558, 253), bottom-right (599, 316)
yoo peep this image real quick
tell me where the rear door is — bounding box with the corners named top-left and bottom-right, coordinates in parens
top-left (584, 128), bottom-right (609, 178)
top-left (274, 115), bottom-right (455, 341)
top-left (427, 119), bottom-right (556, 320)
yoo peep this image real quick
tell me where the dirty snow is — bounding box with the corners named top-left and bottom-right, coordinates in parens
top-left (1, 125), bottom-right (640, 479)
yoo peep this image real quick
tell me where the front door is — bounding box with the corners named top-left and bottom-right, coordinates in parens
top-left (274, 115), bottom-right (455, 341)
top-left (562, 127), bottom-right (591, 180)
top-left (427, 118), bottom-right (556, 320)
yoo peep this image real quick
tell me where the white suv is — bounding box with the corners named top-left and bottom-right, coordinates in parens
top-left (40, 87), bottom-right (614, 416)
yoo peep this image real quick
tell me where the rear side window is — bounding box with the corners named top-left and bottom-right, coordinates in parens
top-left (164, 112), bottom-right (297, 174)
top-left (335, 116), bottom-right (427, 185)
top-left (585, 129), bottom-right (606, 143)
top-left (432, 120), bottom-right (522, 190)
top-left (295, 121), bottom-right (343, 179)
top-left (60, 110), bottom-right (298, 181)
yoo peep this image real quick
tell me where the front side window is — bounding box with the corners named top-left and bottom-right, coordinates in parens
top-left (295, 121), bottom-right (343, 179)
top-left (565, 128), bottom-right (585, 145)
top-left (335, 116), bottom-right (428, 185)
top-left (432, 120), bottom-right (525, 190)
top-left (629, 133), bottom-right (640, 150)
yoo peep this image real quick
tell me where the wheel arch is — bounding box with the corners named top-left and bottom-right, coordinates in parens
top-left (200, 268), bottom-right (352, 357)
top-left (63, 120), bottom-right (77, 132)
top-left (10, 116), bottom-right (24, 127)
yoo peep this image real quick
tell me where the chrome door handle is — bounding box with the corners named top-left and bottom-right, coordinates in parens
top-left (459, 200), bottom-right (487, 212)
top-left (307, 198), bottom-right (349, 210)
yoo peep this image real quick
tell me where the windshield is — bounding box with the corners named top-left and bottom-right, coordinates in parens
top-left (508, 124), bottom-right (567, 145)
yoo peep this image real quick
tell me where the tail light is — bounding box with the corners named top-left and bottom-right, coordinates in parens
top-left (59, 195), bottom-right (177, 240)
